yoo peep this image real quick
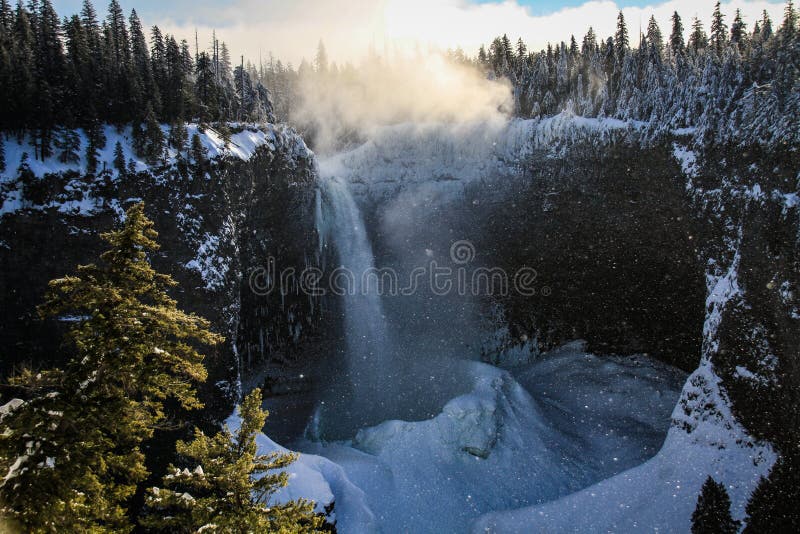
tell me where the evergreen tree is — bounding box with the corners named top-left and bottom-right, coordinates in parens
top-left (10, 2), bottom-right (36, 131)
top-left (501, 33), bottom-right (514, 70)
top-left (314, 39), bottom-right (328, 74)
top-left (0, 0), bottom-right (240, 131)
top-left (169, 119), bottom-right (188, 153)
top-left (477, 44), bottom-right (488, 67)
top-left (63, 14), bottom-right (91, 123)
top-left (54, 127), bottom-right (80, 163)
top-left (615, 11), bottom-right (630, 60)
top-left (0, 203), bottom-right (221, 532)
top-left (190, 132), bottom-right (208, 176)
top-left (731, 9), bottom-right (748, 51)
top-left (601, 36), bottom-right (615, 78)
top-left (129, 9), bottom-right (159, 121)
top-left (582, 27), bottom-right (598, 56)
top-left (15, 152), bottom-right (37, 201)
top-left (569, 35), bottom-right (579, 59)
top-left (79, 0), bottom-right (103, 122)
top-left (0, 365), bottom-right (130, 532)
top-left (131, 119), bottom-right (145, 158)
top-left (488, 36), bottom-right (505, 74)
top-left (150, 24), bottom-right (167, 115)
top-left (646, 15), bottom-right (664, 57)
top-left (0, 32), bottom-right (12, 131)
top-left (141, 388), bottom-right (324, 533)
top-left (219, 41), bottom-right (232, 82)
top-left (162, 35), bottom-right (186, 122)
top-left (31, 0), bottom-right (65, 159)
top-left (104, 0), bottom-right (133, 122)
top-left (691, 476), bottom-right (740, 534)
top-left (516, 37), bottom-right (527, 62)
top-left (84, 119), bottom-right (105, 174)
top-left (113, 139), bottom-right (125, 174)
top-left (234, 64), bottom-right (261, 121)
top-left (744, 456), bottom-right (800, 532)
top-left (0, 0), bottom-right (12, 34)
top-left (760, 10), bottom-right (773, 41)
top-left (79, 0), bottom-right (100, 41)
top-left (179, 39), bottom-right (193, 78)
top-left (774, 0), bottom-right (799, 104)
top-left (689, 17), bottom-right (709, 54)
top-left (781, 1), bottom-right (797, 41)
top-left (195, 51), bottom-right (219, 121)
top-left (710, 1), bottom-right (729, 54)
top-left (142, 106), bottom-right (165, 163)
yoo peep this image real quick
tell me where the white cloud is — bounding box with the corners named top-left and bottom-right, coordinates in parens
top-left (154, 0), bottom-right (788, 65)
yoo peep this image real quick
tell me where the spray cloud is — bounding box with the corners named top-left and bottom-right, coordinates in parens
top-left (291, 53), bottom-right (513, 152)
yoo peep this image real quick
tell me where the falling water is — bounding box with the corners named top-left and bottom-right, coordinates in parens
top-left (314, 175), bottom-right (398, 437)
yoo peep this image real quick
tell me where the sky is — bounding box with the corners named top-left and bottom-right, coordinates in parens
top-left (51, 0), bottom-right (789, 65)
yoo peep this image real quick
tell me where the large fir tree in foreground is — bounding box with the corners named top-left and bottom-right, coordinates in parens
top-left (0, 203), bottom-right (222, 532)
top-left (141, 388), bottom-right (324, 533)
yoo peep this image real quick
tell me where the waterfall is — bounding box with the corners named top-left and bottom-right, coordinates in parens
top-left (315, 175), bottom-right (396, 438)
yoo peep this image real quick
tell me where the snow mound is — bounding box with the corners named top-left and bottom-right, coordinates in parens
top-left (241, 346), bottom-right (684, 533)
top-left (301, 362), bottom-right (585, 533)
top-left (225, 410), bottom-right (378, 533)
top-left (471, 423), bottom-right (772, 533)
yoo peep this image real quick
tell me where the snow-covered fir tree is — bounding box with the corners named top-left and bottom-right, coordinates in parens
top-left (141, 388), bottom-right (324, 533)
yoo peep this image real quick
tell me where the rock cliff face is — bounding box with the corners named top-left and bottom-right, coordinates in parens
top-left (0, 124), bottom-right (325, 421)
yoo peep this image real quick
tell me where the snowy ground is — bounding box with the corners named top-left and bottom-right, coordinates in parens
top-left (0, 123), bottom-right (303, 185)
top-left (232, 342), bottom-right (686, 533)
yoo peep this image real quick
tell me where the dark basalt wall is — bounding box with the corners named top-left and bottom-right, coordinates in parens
top-left (477, 141), bottom-right (707, 371)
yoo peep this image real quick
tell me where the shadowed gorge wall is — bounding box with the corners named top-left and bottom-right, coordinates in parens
top-left (469, 141), bottom-right (706, 370)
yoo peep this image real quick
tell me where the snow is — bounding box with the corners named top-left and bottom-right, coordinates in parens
top-left (185, 232), bottom-right (228, 291)
top-left (673, 143), bottom-right (699, 180)
top-left (235, 344), bottom-right (685, 533)
top-left (472, 423), bottom-right (771, 533)
top-left (779, 191), bottom-right (799, 211)
top-left (250, 120), bottom-right (776, 529)
top-left (2, 455), bottom-right (28, 483)
top-left (0, 188), bottom-right (22, 216)
top-left (672, 127), bottom-right (697, 136)
top-left (733, 365), bottom-right (767, 385)
top-left (0, 398), bottom-right (24, 417)
top-left (2, 126), bottom-right (140, 181)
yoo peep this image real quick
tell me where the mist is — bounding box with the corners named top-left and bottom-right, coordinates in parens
top-left (290, 53), bottom-right (513, 153)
